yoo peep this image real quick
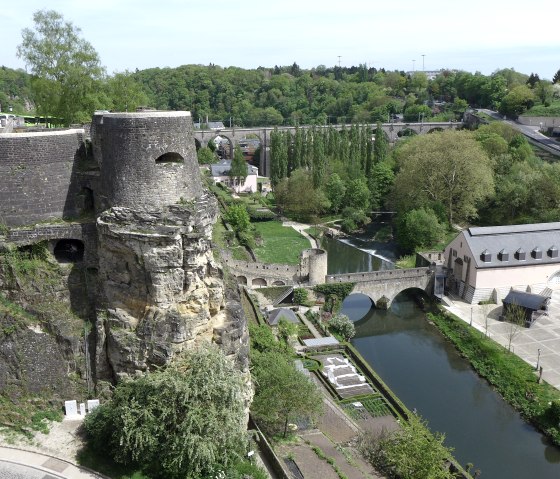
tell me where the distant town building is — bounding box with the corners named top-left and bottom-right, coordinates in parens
top-left (210, 159), bottom-right (258, 193)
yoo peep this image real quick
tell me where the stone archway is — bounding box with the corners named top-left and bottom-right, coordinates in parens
top-left (237, 275), bottom-right (247, 285)
top-left (252, 278), bottom-right (267, 288)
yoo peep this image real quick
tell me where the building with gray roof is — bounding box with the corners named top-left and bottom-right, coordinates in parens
top-left (444, 222), bottom-right (560, 303)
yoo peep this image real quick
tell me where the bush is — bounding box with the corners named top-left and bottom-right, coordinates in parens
top-left (328, 314), bottom-right (355, 340)
top-left (293, 288), bottom-right (309, 305)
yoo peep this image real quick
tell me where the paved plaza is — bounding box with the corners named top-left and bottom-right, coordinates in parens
top-left (442, 287), bottom-right (560, 389)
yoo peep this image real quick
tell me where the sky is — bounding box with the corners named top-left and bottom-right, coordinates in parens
top-left (1, 0), bottom-right (559, 79)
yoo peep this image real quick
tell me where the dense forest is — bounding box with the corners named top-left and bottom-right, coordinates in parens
top-left (3, 62), bottom-right (560, 125)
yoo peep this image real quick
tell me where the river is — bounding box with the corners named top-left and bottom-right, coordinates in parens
top-left (321, 232), bottom-right (560, 478)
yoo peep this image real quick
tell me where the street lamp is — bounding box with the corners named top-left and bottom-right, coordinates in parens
top-left (536, 348), bottom-right (541, 370)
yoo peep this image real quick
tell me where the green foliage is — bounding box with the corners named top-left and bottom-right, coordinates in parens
top-left (274, 169), bottom-right (330, 222)
top-left (327, 314), bottom-right (355, 340)
top-left (83, 345), bottom-right (248, 479)
top-left (223, 203), bottom-right (251, 232)
top-left (293, 287), bottom-right (309, 305)
top-left (0, 393), bottom-right (62, 438)
top-left (499, 84), bottom-right (535, 118)
top-left (230, 145), bottom-right (248, 181)
top-left (359, 414), bottom-right (455, 479)
top-left (325, 173), bottom-right (346, 213)
top-left (396, 207), bottom-right (446, 253)
top-left (106, 70), bottom-right (148, 112)
top-left (391, 130), bottom-right (494, 225)
top-left (197, 146), bottom-right (216, 164)
top-left (428, 311), bottom-right (560, 445)
top-left (17, 10), bottom-right (106, 124)
top-left (251, 350), bottom-right (324, 437)
top-left (314, 283), bottom-right (355, 313)
top-left (340, 207), bottom-right (371, 233)
top-left (277, 318), bottom-right (299, 341)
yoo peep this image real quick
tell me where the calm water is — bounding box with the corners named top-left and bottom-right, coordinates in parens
top-left (321, 234), bottom-right (560, 478)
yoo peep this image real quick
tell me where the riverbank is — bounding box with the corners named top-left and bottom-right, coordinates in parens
top-left (430, 306), bottom-right (560, 446)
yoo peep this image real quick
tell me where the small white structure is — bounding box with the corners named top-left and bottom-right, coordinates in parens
top-left (87, 399), bottom-right (100, 412)
top-left (64, 400), bottom-right (80, 419)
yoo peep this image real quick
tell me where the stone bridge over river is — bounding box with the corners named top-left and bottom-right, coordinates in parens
top-left (326, 267), bottom-right (434, 308)
top-left (194, 121), bottom-right (462, 176)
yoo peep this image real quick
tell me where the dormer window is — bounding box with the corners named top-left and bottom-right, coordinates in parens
top-left (515, 248), bottom-right (526, 261)
top-left (498, 249), bottom-right (509, 262)
top-left (532, 247), bottom-right (542, 260)
top-left (481, 250), bottom-right (492, 262)
top-left (548, 246), bottom-right (558, 258)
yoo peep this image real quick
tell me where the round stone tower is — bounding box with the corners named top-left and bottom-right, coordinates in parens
top-left (301, 248), bottom-right (328, 285)
top-left (97, 111), bottom-right (203, 210)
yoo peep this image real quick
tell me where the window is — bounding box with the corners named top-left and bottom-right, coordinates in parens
top-left (515, 248), bottom-right (526, 261)
top-left (498, 249), bottom-right (509, 262)
top-left (548, 246), bottom-right (558, 258)
top-left (532, 247), bottom-right (542, 260)
top-left (480, 249), bottom-right (491, 262)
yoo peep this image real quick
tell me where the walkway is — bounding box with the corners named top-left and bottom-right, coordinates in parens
top-left (283, 221), bottom-right (319, 249)
top-left (441, 288), bottom-right (560, 389)
top-left (0, 447), bottom-right (106, 478)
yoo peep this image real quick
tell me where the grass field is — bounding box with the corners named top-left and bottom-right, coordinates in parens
top-left (252, 221), bottom-right (310, 264)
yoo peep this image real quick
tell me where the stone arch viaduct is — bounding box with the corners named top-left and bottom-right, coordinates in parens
top-left (193, 121), bottom-right (463, 176)
top-left (326, 267), bottom-right (434, 308)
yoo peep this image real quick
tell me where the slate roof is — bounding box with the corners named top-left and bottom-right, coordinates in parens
top-left (502, 290), bottom-right (548, 311)
top-left (210, 160), bottom-right (257, 177)
top-left (462, 222), bottom-right (560, 269)
top-left (267, 308), bottom-right (299, 326)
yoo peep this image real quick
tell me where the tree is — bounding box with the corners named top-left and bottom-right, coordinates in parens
top-left (391, 130), bottom-right (494, 225)
top-left (230, 145), bottom-right (248, 191)
top-left (106, 70), bottom-right (148, 112)
top-left (251, 351), bottom-right (323, 437)
top-left (359, 415), bottom-right (455, 479)
top-left (83, 345), bottom-right (248, 479)
top-left (325, 173), bottom-right (346, 213)
top-left (274, 169), bottom-right (329, 221)
top-left (197, 146), bottom-right (216, 164)
top-left (344, 177), bottom-right (371, 211)
top-left (223, 203), bottom-right (251, 233)
top-left (499, 85), bottom-right (535, 118)
top-left (553, 69), bottom-right (560, 85)
top-left (397, 208), bottom-right (446, 253)
top-left (17, 10), bottom-right (106, 124)
top-left (504, 302), bottom-right (526, 352)
top-left (373, 123), bottom-right (388, 164)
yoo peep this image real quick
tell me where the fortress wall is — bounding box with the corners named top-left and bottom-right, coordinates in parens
top-left (0, 129), bottom-right (84, 226)
top-left (97, 111), bottom-right (203, 211)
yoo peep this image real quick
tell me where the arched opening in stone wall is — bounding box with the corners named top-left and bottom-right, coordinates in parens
top-left (237, 275), bottom-right (248, 285)
top-left (238, 134), bottom-right (262, 168)
top-left (211, 135), bottom-right (233, 160)
top-left (81, 187), bottom-right (94, 215)
top-left (272, 280), bottom-right (286, 286)
top-left (155, 152), bottom-right (184, 164)
top-left (252, 278), bottom-right (267, 288)
top-left (53, 239), bottom-right (84, 263)
top-left (397, 128), bottom-right (417, 137)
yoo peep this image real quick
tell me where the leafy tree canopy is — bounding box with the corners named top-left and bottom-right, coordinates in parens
top-left (17, 10), bottom-right (106, 124)
top-left (83, 345), bottom-right (248, 479)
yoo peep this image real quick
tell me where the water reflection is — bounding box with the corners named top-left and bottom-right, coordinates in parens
top-left (344, 291), bottom-right (560, 478)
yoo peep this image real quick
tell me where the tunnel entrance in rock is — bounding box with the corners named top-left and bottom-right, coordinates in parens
top-left (53, 239), bottom-right (84, 263)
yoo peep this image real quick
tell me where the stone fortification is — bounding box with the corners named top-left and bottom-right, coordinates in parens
top-left (0, 110), bottom-right (249, 399)
top-left (0, 129), bottom-right (85, 226)
top-left (95, 111), bottom-right (203, 211)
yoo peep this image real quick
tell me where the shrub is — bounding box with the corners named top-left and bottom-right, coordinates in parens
top-left (328, 314), bottom-right (355, 340)
top-left (293, 288), bottom-right (309, 305)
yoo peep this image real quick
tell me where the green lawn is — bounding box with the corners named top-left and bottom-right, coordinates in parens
top-left (253, 221), bottom-right (310, 264)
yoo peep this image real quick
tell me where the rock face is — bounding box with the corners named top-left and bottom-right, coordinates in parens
top-left (0, 111), bottom-right (250, 403)
top-left (94, 194), bottom-right (248, 379)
